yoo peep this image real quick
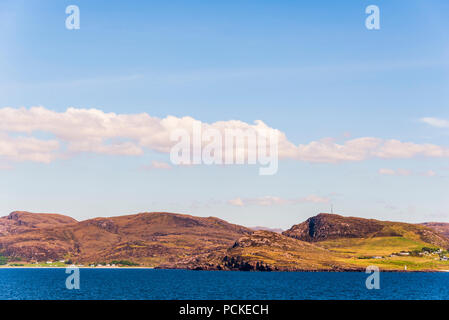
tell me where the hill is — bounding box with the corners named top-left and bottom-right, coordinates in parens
top-left (283, 213), bottom-right (449, 248)
top-left (0, 211), bottom-right (448, 271)
top-left (0, 212), bottom-right (251, 266)
top-left (282, 213), bottom-right (449, 271)
top-left (220, 230), bottom-right (359, 271)
top-left (0, 211), bottom-right (77, 236)
top-left (420, 222), bottom-right (449, 239)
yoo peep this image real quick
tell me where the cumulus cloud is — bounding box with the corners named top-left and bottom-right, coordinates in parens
top-left (420, 117), bottom-right (449, 128)
top-left (1, 106), bottom-right (449, 165)
top-left (0, 133), bottom-right (59, 163)
top-left (378, 168), bottom-right (437, 177)
top-left (227, 195), bottom-right (330, 207)
top-left (423, 170), bottom-right (436, 177)
top-left (148, 161), bottom-right (172, 170)
top-left (228, 197), bottom-right (245, 207)
top-left (378, 168), bottom-right (412, 176)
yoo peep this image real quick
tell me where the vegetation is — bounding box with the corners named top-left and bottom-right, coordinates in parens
top-left (110, 260), bottom-right (139, 266)
top-left (0, 211), bottom-right (448, 271)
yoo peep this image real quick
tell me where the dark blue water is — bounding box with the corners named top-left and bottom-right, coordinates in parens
top-left (0, 269), bottom-right (448, 300)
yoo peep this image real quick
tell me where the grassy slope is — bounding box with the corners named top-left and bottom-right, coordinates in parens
top-left (316, 236), bottom-right (449, 271)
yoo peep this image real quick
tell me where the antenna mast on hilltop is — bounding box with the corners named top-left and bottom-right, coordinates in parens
top-left (331, 204), bottom-right (334, 214)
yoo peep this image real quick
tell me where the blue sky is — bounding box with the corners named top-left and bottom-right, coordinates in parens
top-left (0, 0), bottom-right (448, 228)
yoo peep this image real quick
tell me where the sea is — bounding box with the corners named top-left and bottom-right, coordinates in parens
top-left (0, 268), bottom-right (448, 300)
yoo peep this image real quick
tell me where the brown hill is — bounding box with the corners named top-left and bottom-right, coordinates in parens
top-left (0, 211), bottom-right (77, 236)
top-left (283, 213), bottom-right (449, 249)
top-left (220, 230), bottom-right (358, 271)
top-left (1, 211), bottom-right (448, 271)
top-left (420, 222), bottom-right (449, 239)
top-left (0, 212), bottom-right (251, 265)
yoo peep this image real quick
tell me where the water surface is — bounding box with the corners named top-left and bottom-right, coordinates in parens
top-left (0, 269), bottom-right (447, 300)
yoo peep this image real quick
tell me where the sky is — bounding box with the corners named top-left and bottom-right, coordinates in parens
top-left (0, 0), bottom-right (448, 229)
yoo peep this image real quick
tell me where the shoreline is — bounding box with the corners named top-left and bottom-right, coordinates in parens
top-left (0, 266), bottom-right (154, 269)
top-left (0, 266), bottom-right (448, 272)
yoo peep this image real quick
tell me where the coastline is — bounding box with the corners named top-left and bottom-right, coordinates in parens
top-left (0, 266), bottom-right (448, 272)
top-left (0, 266), bottom-right (154, 269)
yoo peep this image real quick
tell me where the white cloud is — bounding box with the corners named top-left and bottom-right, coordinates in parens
top-left (0, 133), bottom-right (59, 163)
top-left (423, 170), bottom-right (436, 177)
top-left (378, 168), bottom-right (437, 177)
top-left (378, 168), bottom-right (396, 175)
top-left (420, 117), bottom-right (449, 128)
top-left (299, 195), bottom-right (330, 203)
top-left (148, 161), bottom-right (172, 170)
top-left (378, 168), bottom-right (412, 176)
top-left (228, 197), bottom-right (245, 207)
top-left (228, 195), bottom-right (330, 207)
top-left (1, 106), bottom-right (449, 165)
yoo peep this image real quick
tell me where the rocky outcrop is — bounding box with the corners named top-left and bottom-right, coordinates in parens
top-left (283, 213), bottom-right (383, 242)
top-left (283, 213), bottom-right (449, 249)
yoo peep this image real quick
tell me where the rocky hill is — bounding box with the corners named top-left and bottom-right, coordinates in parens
top-left (0, 211), bottom-right (448, 271)
top-left (0, 211), bottom-right (77, 236)
top-left (220, 230), bottom-right (358, 271)
top-left (420, 222), bottom-right (449, 239)
top-left (0, 212), bottom-right (251, 264)
top-left (283, 213), bottom-right (449, 248)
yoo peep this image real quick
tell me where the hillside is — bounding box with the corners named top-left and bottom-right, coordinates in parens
top-left (0, 212), bottom-right (251, 266)
top-left (283, 213), bottom-right (449, 248)
top-left (220, 230), bottom-right (359, 271)
top-left (0, 211), bottom-right (448, 271)
top-left (282, 213), bottom-right (449, 271)
top-left (0, 211), bottom-right (77, 236)
top-left (420, 222), bottom-right (449, 239)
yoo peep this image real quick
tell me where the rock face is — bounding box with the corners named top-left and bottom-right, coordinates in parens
top-left (283, 213), bottom-right (449, 248)
top-left (283, 213), bottom-right (384, 242)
